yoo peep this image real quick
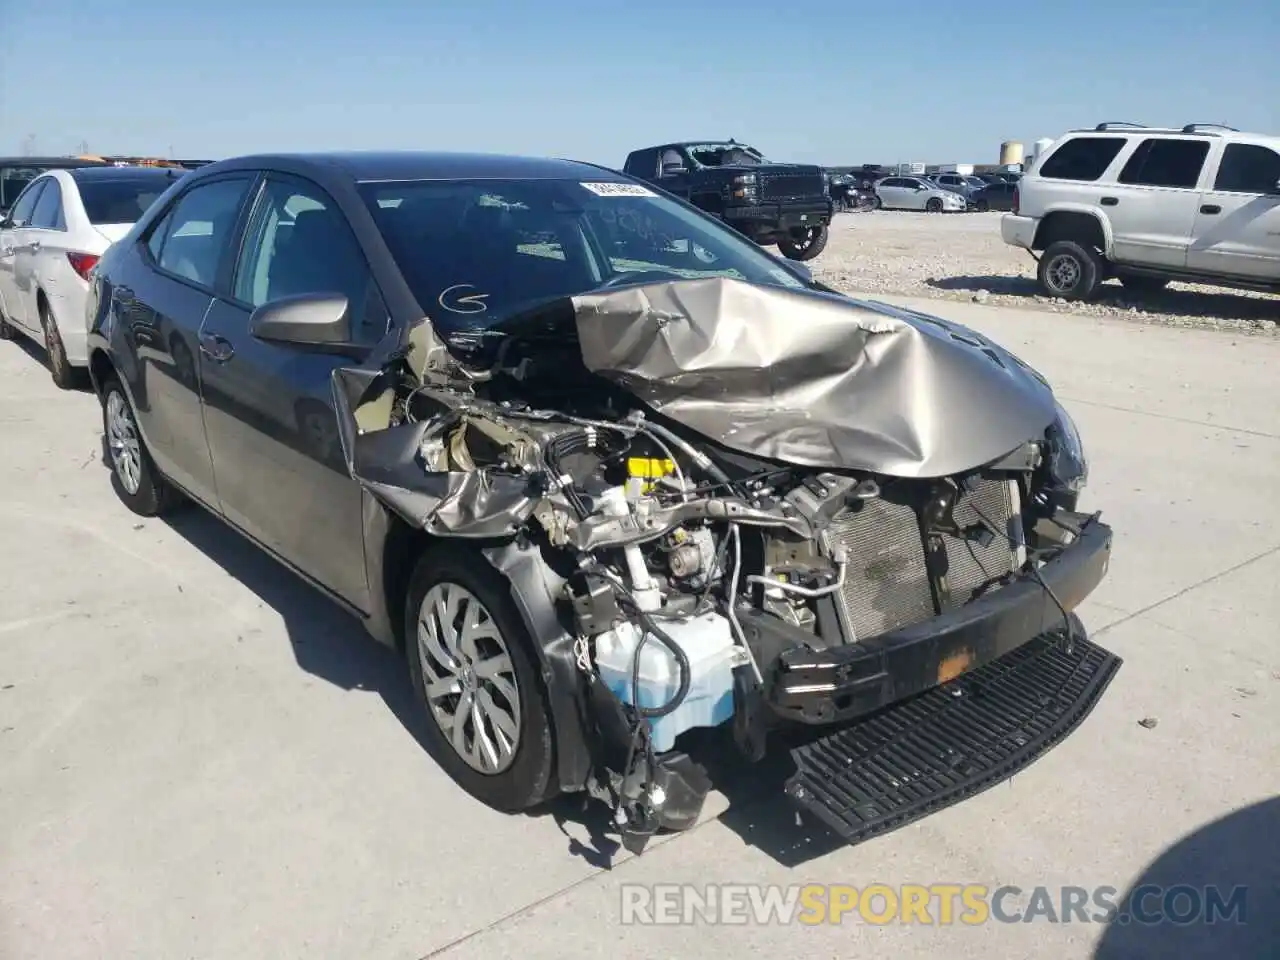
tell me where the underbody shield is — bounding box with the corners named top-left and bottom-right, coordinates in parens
top-left (784, 622), bottom-right (1121, 846)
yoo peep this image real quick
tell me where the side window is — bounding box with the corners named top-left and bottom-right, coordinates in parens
top-left (6, 179), bottom-right (46, 226)
top-left (1213, 144), bottom-right (1280, 194)
top-left (1038, 137), bottom-right (1126, 181)
top-left (233, 178), bottom-right (389, 343)
top-left (154, 177), bottom-right (254, 289)
top-left (1118, 138), bottom-right (1209, 189)
top-left (29, 179), bottom-right (64, 230)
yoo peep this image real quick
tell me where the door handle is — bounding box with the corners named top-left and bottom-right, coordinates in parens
top-left (198, 331), bottom-right (235, 363)
top-left (27, 239), bottom-right (41, 252)
top-left (1100, 197), bottom-right (1118, 206)
top-left (1199, 204), bottom-right (1221, 215)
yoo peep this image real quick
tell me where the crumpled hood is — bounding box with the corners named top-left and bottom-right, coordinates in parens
top-left (569, 277), bottom-right (1058, 478)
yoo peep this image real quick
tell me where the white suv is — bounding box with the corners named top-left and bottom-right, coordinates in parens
top-left (1001, 123), bottom-right (1280, 300)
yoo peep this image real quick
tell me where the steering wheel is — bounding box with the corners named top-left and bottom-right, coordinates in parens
top-left (597, 269), bottom-right (685, 289)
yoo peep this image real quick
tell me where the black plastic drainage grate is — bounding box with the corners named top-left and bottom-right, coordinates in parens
top-left (785, 631), bottom-right (1122, 846)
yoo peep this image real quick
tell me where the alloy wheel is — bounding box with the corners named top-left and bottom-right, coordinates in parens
top-left (416, 582), bottom-right (522, 774)
top-left (105, 390), bottom-right (142, 495)
top-left (1045, 254), bottom-right (1082, 294)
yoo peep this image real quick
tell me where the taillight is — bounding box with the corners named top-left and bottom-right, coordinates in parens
top-left (1011, 186), bottom-right (1020, 216)
top-left (67, 252), bottom-right (100, 280)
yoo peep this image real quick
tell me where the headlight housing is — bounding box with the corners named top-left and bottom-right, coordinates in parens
top-left (1045, 400), bottom-right (1088, 491)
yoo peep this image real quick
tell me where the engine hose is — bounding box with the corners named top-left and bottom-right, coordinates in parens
top-left (638, 420), bottom-right (733, 488)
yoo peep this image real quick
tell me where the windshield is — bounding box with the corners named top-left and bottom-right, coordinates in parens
top-left (78, 176), bottom-right (173, 224)
top-left (359, 178), bottom-right (807, 336)
top-left (685, 144), bottom-right (767, 167)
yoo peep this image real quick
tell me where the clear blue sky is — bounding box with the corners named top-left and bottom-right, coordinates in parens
top-left (2, 0), bottom-right (1276, 166)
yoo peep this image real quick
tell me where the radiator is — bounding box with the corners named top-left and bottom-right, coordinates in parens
top-left (941, 478), bottom-right (1024, 607)
top-left (823, 477), bottom-right (1025, 642)
top-left (825, 498), bottom-right (935, 641)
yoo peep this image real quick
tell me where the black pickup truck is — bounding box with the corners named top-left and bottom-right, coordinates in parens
top-left (622, 140), bottom-right (833, 261)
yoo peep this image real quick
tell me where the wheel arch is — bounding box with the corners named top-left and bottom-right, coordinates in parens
top-left (378, 517), bottom-right (594, 793)
top-left (1033, 208), bottom-right (1113, 256)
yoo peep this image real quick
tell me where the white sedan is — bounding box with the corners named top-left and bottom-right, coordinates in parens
top-left (873, 176), bottom-right (967, 213)
top-left (0, 165), bottom-right (181, 387)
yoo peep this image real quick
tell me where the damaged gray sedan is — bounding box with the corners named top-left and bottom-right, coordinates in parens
top-left (85, 152), bottom-right (1120, 852)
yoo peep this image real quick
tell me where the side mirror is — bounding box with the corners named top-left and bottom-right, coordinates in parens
top-left (660, 162), bottom-right (687, 177)
top-left (249, 292), bottom-right (370, 358)
top-left (0, 213), bottom-right (12, 229)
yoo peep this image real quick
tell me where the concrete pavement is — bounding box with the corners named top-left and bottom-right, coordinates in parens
top-left (1, 297), bottom-right (1277, 959)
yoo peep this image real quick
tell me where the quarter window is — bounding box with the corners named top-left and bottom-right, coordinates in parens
top-left (153, 177), bottom-right (254, 289)
top-left (1038, 137), bottom-right (1126, 181)
top-left (1118, 138), bottom-right (1209, 189)
top-left (29, 179), bottom-right (64, 230)
top-left (233, 178), bottom-right (389, 343)
top-left (5, 179), bottom-right (46, 225)
top-left (1213, 144), bottom-right (1280, 194)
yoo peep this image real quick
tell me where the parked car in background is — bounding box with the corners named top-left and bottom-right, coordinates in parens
top-left (0, 157), bottom-right (108, 216)
top-left (1003, 121), bottom-right (1280, 300)
top-left (931, 173), bottom-right (987, 201)
top-left (873, 176), bottom-right (967, 212)
top-left (970, 180), bottom-right (1018, 212)
top-left (623, 140), bottom-right (834, 260)
top-left (0, 165), bottom-right (183, 386)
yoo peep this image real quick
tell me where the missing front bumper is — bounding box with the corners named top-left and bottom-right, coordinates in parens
top-left (767, 514), bottom-right (1113, 725)
top-left (785, 621), bottom-right (1122, 847)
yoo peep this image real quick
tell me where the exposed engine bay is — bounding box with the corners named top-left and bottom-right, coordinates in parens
top-left (331, 277), bottom-right (1104, 853)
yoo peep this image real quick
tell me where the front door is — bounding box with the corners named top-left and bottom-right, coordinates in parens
top-left (1187, 142), bottom-right (1280, 280)
top-left (198, 173), bottom-right (389, 610)
top-left (0, 178), bottom-right (47, 331)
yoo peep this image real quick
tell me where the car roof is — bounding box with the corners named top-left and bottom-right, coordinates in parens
top-left (198, 151), bottom-right (626, 183)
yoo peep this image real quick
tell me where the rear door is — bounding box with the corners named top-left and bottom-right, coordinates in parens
top-left (1187, 141), bottom-right (1280, 280)
top-left (1106, 137), bottom-right (1210, 268)
top-left (198, 172), bottom-right (386, 609)
top-left (113, 173), bottom-right (258, 505)
top-left (12, 178), bottom-right (69, 332)
top-left (0, 178), bottom-right (46, 328)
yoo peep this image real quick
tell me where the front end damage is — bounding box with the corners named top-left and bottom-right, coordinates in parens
top-left (334, 278), bottom-right (1119, 852)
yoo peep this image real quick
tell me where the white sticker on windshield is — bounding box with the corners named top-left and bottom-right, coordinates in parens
top-left (580, 181), bottom-right (656, 197)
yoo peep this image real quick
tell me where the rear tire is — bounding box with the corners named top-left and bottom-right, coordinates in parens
top-left (0, 311), bottom-right (14, 341)
top-left (100, 376), bottom-right (182, 517)
top-left (1118, 273), bottom-right (1170, 294)
top-left (405, 546), bottom-right (557, 813)
top-left (39, 299), bottom-right (81, 390)
top-left (1037, 240), bottom-right (1104, 301)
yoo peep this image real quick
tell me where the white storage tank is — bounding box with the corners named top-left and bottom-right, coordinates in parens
top-left (1024, 137), bottom-right (1054, 172)
top-left (999, 141), bottom-right (1024, 166)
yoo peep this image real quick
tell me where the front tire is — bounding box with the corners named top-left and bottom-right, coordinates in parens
top-left (405, 547), bottom-right (557, 813)
top-left (975, 199), bottom-right (990, 212)
top-left (100, 376), bottom-right (181, 516)
top-left (925, 197), bottom-right (943, 213)
top-left (1037, 239), bottom-right (1105, 301)
top-left (777, 224), bottom-right (829, 261)
top-left (0, 310), bottom-right (14, 341)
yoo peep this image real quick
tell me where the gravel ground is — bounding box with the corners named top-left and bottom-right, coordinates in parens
top-left (809, 210), bottom-right (1279, 335)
